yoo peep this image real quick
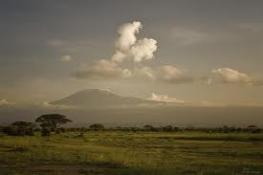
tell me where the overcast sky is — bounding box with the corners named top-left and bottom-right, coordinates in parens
top-left (0, 0), bottom-right (263, 105)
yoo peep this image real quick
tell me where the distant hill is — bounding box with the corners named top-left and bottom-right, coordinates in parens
top-left (50, 89), bottom-right (157, 108)
top-left (1, 89), bottom-right (263, 127)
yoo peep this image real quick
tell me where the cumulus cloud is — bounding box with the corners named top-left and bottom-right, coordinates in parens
top-left (211, 67), bottom-right (263, 86)
top-left (72, 21), bottom-right (158, 81)
top-left (72, 59), bottom-right (131, 80)
top-left (112, 21), bottom-right (158, 63)
top-left (60, 55), bottom-right (72, 62)
top-left (131, 38), bottom-right (157, 62)
top-left (149, 93), bottom-right (185, 104)
top-left (111, 51), bottom-right (127, 63)
top-left (212, 68), bottom-right (252, 84)
top-left (115, 21), bottom-right (142, 52)
top-left (157, 65), bottom-right (194, 83)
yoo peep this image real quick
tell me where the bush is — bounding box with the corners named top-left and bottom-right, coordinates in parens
top-left (89, 123), bottom-right (105, 131)
top-left (162, 125), bottom-right (174, 132)
top-left (143, 125), bottom-right (159, 132)
top-left (2, 121), bottom-right (35, 136)
top-left (41, 127), bottom-right (51, 136)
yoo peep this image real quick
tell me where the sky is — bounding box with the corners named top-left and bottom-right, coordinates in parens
top-left (0, 0), bottom-right (263, 106)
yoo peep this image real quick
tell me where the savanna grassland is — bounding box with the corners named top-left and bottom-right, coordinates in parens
top-left (0, 131), bottom-right (263, 175)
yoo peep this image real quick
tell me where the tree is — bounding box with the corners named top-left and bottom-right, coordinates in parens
top-left (89, 123), bottom-right (104, 131)
top-left (173, 126), bottom-right (179, 132)
top-left (143, 125), bottom-right (157, 131)
top-left (35, 114), bottom-right (71, 136)
top-left (2, 121), bottom-right (35, 136)
top-left (247, 125), bottom-right (260, 133)
top-left (162, 125), bottom-right (173, 132)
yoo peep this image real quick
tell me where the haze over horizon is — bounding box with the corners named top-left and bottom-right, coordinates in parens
top-left (1, 0), bottom-right (263, 125)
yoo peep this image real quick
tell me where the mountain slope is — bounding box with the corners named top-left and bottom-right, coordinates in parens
top-left (50, 89), bottom-right (155, 108)
top-left (1, 89), bottom-right (263, 127)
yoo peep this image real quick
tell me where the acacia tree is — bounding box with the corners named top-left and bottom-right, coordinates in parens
top-left (35, 114), bottom-right (71, 136)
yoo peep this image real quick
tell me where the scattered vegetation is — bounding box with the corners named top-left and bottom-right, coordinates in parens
top-left (0, 131), bottom-right (263, 175)
top-left (0, 114), bottom-right (263, 175)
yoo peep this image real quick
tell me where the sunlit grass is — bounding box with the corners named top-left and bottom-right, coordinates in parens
top-left (0, 131), bottom-right (263, 174)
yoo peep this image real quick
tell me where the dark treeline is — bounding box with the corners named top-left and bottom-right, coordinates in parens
top-left (0, 113), bottom-right (262, 136)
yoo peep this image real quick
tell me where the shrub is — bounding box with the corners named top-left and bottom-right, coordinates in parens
top-left (2, 121), bottom-right (35, 136)
top-left (162, 125), bottom-right (173, 132)
top-left (41, 127), bottom-right (51, 136)
top-left (89, 123), bottom-right (104, 131)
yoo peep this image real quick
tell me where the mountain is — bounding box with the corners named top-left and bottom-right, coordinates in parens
top-left (1, 89), bottom-right (263, 127)
top-left (50, 89), bottom-right (156, 108)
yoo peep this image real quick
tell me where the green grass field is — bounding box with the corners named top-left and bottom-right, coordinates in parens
top-left (0, 131), bottom-right (263, 175)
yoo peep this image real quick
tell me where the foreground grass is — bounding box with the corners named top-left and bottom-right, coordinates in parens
top-left (0, 131), bottom-right (263, 175)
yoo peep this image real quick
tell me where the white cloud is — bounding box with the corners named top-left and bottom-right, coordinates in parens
top-left (131, 38), bottom-right (157, 62)
top-left (149, 93), bottom-right (185, 104)
top-left (111, 51), bottom-right (127, 63)
top-left (212, 68), bottom-right (252, 84)
top-left (157, 65), bottom-right (194, 83)
top-left (211, 67), bottom-right (263, 86)
top-left (115, 21), bottom-right (142, 52)
top-left (72, 21), bottom-right (158, 81)
top-left (112, 21), bottom-right (158, 63)
top-left (159, 65), bottom-right (182, 80)
top-left (72, 59), bottom-right (130, 80)
top-left (60, 55), bottom-right (72, 62)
